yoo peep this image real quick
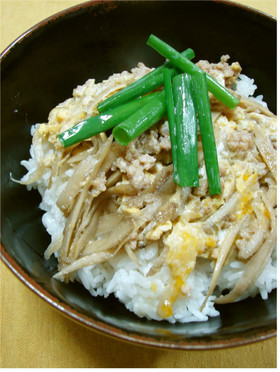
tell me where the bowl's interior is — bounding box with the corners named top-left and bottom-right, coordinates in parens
top-left (1, 0), bottom-right (276, 349)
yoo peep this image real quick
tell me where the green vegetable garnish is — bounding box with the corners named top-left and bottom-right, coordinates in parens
top-left (163, 67), bottom-right (178, 182)
top-left (172, 73), bottom-right (199, 188)
top-left (147, 34), bottom-right (239, 109)
top-left (58, 93), bottom-right (158, 148)
top-left (190, 70), bottom-right (221, 195)
top-left (97, 48), bottom-right (195, 113)
top-left (112, 90), bottom-right (166, 146)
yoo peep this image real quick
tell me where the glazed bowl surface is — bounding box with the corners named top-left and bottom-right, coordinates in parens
top-left (1, 0), bottom-right (276, 349)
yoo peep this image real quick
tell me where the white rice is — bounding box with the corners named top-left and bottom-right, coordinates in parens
top-left (235, 73), bottom-right (268, 107)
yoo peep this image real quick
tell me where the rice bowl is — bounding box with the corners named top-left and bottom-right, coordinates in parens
top-left (1, 0), bottom-right (276, 349)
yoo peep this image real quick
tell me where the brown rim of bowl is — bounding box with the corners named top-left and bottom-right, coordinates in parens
top-left (0, 0), bottom-right (277, 350)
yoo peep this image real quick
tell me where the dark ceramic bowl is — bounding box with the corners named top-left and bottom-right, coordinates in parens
top-left (1, 0), bottom-right (276, 349)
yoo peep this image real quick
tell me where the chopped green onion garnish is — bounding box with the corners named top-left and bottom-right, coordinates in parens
top-left (172, 73), bottom-right (199, 187)
top-left (163, 67), bottom-right (178, 182)
top-left (190, 70), bottom-right (221, 195)
top-left (58, 93), bottom-right (158, 148)
top-left (112, 90), bottom-right (166, 146)
top-left (147, 34), bottom-right (239, 109)
top-left (97, 48), bottom-right (195, 113)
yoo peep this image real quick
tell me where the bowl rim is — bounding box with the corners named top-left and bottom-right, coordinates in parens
top-left (0, 0), bottom-right (277, 350)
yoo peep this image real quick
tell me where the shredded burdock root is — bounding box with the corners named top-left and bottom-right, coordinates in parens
top-left (18, 57), bottom-right (277, 319)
